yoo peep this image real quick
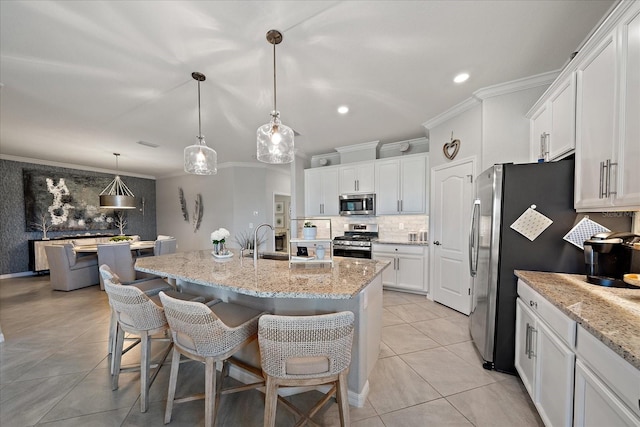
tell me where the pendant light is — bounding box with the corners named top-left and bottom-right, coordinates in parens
top-left (99, 153), bottom-right (136, 209)
top-left (256, 29), bottom-right (294, 164)
top-left (184, 72), bottom-right (217, 175)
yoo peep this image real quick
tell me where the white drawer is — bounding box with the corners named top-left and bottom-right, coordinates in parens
top-left (517, 279), bottom-right (576, 348)
top-left (576, 325), bottom-right (640, 418)
top-left (372, 244), bottom-right (425, 255)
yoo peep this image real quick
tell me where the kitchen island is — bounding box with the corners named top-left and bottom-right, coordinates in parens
top-left (135, 250), bottom-right (390, 407)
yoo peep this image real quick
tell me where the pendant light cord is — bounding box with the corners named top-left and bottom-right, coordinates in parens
top-left (197, 79), bottom-right (202, 140)
top-left (273, 41), bottom-right (277, 113)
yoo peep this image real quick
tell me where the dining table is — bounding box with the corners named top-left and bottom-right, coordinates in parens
top-left (73, 240), bottom-right (155, 256)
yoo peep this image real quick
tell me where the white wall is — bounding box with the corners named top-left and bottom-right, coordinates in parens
top-left (481, 86), bottom-right (548, 171)
top-left (429, 104), bottom-right (483, 172)
top-left (427, 85), bottom-right (550, 176)
top-left (156, 164), bottom-right (290, 253)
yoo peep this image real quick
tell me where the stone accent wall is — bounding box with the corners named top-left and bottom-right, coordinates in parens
top-left (0, 159), bottom-right (156, 275)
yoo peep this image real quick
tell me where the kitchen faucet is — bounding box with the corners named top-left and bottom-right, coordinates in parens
top-left (253, 223), bottom-right (274, 264)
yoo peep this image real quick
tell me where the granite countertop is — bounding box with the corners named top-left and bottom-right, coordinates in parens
top-left (515, 270), bottom-right (640, 370)
top-left (373, 240), bottom-right (429, 246)
top-left (136, 250), bottom-right (390, 300)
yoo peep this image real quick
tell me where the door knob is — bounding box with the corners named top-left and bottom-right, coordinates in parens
top-left (434, 241), bottom-right (441, 245)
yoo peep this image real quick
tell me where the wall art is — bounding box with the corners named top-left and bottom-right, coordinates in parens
top-left (23, 169), bottom-right (117, 231)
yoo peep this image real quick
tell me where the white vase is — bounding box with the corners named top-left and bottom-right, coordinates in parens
top-left (316, 245), bottom-right (325, 260)
top-left (303, 227), bottom-right (317, 240)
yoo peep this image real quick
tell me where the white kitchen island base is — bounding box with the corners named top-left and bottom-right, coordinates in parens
top-left (178, 274), bottom-right (382, 407)
top-left (135, 251), bottom-right (388, 408)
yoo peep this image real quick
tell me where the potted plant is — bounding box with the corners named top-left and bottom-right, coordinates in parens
top-left (211, 227), bottom-right (231, 255)
top-left (303, 221), bottom-right (317, 240)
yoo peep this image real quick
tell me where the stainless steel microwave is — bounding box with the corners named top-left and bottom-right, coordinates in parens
top-left (339, 193), bottom-right (375, 216)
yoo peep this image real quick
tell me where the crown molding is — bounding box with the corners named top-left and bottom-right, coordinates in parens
top-left (422, 69), bottom-right (562, 130)
top-left (473, 69), bottom-right (560, 100)
top-left (334, 140), bottom-right (380, 154)
top-left (422, 97), bottom-right (480, 130)
top-left (0, 154), bottom-right (156, 180)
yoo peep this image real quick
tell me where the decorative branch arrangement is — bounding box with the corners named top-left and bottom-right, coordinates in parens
top-left (179, 188), bottom-right (189, 222)
top-left (32, 213), bottom-right (52, 240)
top-left (114, 211), bottom-right (127, 235)
top-left (192, 193), bottom-right (203, 233)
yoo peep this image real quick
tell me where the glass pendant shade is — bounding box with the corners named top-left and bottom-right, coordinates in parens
top-left (184, 71), bottom-right (217, 175)
top-left (184, 136), bottom-right (217, 175)
top-left (257, 30), bottom-right (294, 165)
top-left (257, 111), bottom-right (294, 164)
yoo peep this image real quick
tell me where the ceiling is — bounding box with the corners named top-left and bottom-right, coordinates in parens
top-left (0, 0), bottom-right (616, 178)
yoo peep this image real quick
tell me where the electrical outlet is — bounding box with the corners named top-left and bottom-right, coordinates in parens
top-left (249, 223), bottom-right (253, 229)
top-left (399, 223), bottom-right (404, 230)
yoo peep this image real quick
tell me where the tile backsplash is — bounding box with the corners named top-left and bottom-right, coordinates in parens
top-left (315, 215), bottom-right (428, 242)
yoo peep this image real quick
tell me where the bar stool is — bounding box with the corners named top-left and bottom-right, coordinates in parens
top-left (102, 267), bottom-right (205, 412)
top-left (100, 265), bottom-right (174, 373)
top-left (258, 311), bottom-right (355, 427)
top-left (158, 291), bottom-right (266, 427)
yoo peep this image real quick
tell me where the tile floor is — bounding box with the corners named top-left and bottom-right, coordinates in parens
top-left (0, 275), bottom-right (543, 426)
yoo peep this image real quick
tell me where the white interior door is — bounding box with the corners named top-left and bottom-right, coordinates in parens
top-left (431, 158), bottom-right (475, 314)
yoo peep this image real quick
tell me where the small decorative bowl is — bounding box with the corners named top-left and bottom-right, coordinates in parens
top-left (623, 273), bottom-right (640, 287)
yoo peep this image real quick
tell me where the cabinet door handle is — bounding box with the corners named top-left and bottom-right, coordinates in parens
top-left (599, 161), bottom-right (606, 198)
top-left (530, 327), bottom-right (537, 358)
top-left (396, 258), bottom-right (400, 270)
top-left (400, 200), bottom-right (403, 212)
top-left (397, 200), bottom-right (400, 212)
top-left (525, 323), bottom-right (531, 357)
top-left (529, 300), bottom-right (537, 309)
top-left (606, 159), bottom-right (617, 197)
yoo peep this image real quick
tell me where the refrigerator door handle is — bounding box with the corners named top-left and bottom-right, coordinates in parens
top-left (468, 199), bottom-right (481, 277)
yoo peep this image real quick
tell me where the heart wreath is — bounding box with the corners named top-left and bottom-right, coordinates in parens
top-left (443, 132), bottom-right (460, 160)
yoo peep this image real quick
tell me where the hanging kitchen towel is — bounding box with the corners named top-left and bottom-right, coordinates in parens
top-left (510, 205), bottom-right (553, 241)
top-left (563, 216), bottom-right (610, 250)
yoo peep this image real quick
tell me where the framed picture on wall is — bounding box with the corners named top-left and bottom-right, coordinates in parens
top-left (275, 215), bottom-right (284, 227)
top-left (275, 201), bottom-right (284, 214)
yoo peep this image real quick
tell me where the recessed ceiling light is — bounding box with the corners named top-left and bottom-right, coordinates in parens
top-left (454, 73), bottom-right (470, 83)
top-left (337, 105), bottom-right (349, 114)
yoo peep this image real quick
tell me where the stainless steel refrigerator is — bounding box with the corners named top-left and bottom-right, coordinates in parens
top-left (468, 159), bottom-right (584, 374)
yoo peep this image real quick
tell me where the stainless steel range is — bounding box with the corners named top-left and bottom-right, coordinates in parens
top-left (333, 224), bottom-right (378, 259)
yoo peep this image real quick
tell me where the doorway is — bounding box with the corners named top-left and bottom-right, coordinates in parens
top-left (273, 193), bottom-right (291, 252)
top-left (430, 157), bottom-right (476, 314)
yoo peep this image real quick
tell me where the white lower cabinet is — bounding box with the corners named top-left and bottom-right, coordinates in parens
top-left (574, 360), bottom-right (640, 427)
top-left (372, 244), bottom-right (426, 293)
top-left (574, 325), bottom-right (640, 426)
top-left (515, 281), bottom-right (575, 427)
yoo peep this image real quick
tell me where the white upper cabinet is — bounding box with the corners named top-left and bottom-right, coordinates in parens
top-left (529, 74), bottom-right (576, 162)
top-left (616, 5), bottom-right (640, 208)
top-left (575, 1), bottom-right (640, 211)
top-left (375, 154), bottom-right (428, 215)
top-left (304, 167), bottom-right (339, 216)
top-left (339, 162), bottom-right (375, 194)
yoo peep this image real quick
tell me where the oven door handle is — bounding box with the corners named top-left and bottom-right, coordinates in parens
top-left (334, 245), bottom-right (371, 251)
